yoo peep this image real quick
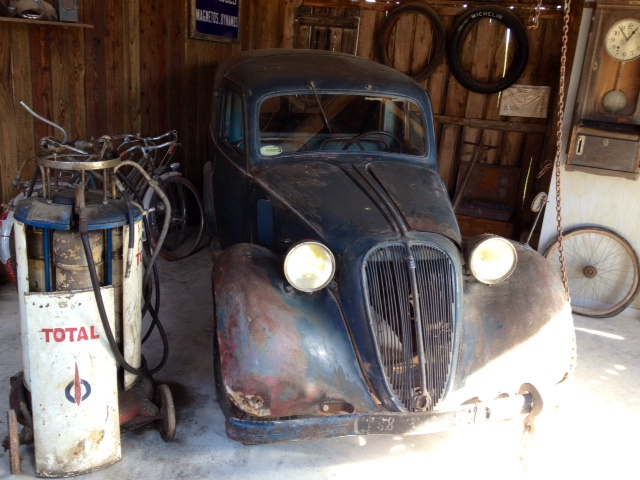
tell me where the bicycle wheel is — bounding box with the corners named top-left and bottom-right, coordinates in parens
top-left (544, 227), bottom-right (640, 318)
top-left (149, 175), bottom-right (204, 260)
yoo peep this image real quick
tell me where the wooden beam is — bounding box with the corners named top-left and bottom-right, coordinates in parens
top-left (301, 0), bottom-right (564, 19)
top-left (434, 115), bottom-right (548, 134)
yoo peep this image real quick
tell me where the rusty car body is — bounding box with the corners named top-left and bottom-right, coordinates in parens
top-left (203, 49), bottom-right (575, 444)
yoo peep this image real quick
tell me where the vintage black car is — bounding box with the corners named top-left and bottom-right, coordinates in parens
top-left (203, 49), bottom-right (575, 445)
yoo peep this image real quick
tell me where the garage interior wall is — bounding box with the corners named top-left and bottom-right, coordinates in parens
top-left (539, 4), bottom-right (640, 313)
top-left (0, 0), bottom-right (588, 244)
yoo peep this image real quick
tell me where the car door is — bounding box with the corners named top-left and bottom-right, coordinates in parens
top-left (212, 87), bottom-right (250, 248)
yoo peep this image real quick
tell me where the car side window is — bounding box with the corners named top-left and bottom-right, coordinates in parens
top-left (404, 102), bottom-right (427, 155)
top-left (221, 89), bottom-right (245, 152)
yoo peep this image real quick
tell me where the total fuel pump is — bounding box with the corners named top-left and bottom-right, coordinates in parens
top-left (3, 105), bottom-right (176, 477)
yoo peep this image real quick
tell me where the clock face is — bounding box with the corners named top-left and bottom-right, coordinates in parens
top-left (605, 18), bottom-right (640, 61)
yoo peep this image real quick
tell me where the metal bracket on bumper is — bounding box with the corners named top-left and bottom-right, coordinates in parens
top-left (225, 394), bottom-right (533, 444)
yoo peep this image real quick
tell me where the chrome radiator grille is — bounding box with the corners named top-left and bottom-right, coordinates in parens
top-left (364, 243), bottom-right (456, 411)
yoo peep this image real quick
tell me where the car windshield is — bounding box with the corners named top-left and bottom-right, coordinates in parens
top-left (257, 93), bottom-right (427, 157)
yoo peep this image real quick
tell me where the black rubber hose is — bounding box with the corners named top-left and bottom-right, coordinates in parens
top-left (111, 173), bottom-right (135, 277)
top-left (142, 263), bottom-right (161, 344)
top-left (116, 171), bottom-right (167, 370)
top-left (80, 231), bottom-right (148, 376)
top-left (27, 168), bottom-right (39, 198)
top-left (79, 188), bottom-right (168, 375)
top-left (145, 300), bottom-right (169, 374)
top-left (118, 172), bottom-right (161, 336)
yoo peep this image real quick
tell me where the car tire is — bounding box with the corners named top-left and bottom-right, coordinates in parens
top-left (448, 6), bottom-right (529, 94)
top-left (376, 2), bottom-right (446, 82)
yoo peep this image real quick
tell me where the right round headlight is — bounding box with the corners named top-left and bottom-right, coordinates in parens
top-left (466, 235), bottom-right (517, 285)
top-left (284, 241), bottom-right (335, 292)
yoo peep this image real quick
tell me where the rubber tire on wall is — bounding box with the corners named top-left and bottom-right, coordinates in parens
top-left (376, 2), bottom-right (446, 82)
top-left (448, 6), bottom-right (529, 94)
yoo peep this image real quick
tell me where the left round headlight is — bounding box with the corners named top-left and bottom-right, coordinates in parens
top-left (466, 235), bottom-right (517, 285)
top-left (284, 241), bottom-right (336, 292)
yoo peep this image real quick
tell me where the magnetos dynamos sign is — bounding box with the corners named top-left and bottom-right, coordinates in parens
top-left (193, 0), bottom-right (239, 41)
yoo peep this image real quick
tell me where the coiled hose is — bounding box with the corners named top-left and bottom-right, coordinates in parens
top-left (78, 164), bottom-right (172, 375)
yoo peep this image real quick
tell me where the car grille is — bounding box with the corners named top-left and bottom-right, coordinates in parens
top-left (364, 242), bottom-right (457, 411)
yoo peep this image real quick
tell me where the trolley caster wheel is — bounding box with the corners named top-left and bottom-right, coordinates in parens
top-left (7, 409), bottom-right (20, 474)
top-left (155, 384), bottom-right (176, 442)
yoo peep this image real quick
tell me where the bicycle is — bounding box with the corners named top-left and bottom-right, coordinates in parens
top-left (544, 226), bottom-right (640, 318)
top-left (116, 131), bottom-right (204, 261)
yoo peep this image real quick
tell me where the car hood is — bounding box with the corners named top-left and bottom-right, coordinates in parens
top-left (255, 159), bottom-right (461, 253)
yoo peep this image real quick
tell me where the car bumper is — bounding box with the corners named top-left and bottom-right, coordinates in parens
top-left (225, 393), bottom-right (533, 444)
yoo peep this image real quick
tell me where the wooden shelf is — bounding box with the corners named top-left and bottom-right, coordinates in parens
top-left (0, 16), bottom-right (92, 28)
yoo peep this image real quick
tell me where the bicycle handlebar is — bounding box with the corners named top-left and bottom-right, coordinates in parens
top-left (119, 138), bottom-right (179, 158)
top-left (117, 130), bottom-right (178, 145)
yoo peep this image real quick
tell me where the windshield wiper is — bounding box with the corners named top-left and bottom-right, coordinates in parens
top-left (307, 82), bottom-right (333, 137)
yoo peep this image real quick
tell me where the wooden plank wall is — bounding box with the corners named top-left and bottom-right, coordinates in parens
top-left (0, 0), bottom-right (583, 242)
top-left (283, 0), bottom-right (583, 241)
top-left (0, 0), bottom-right (279, 204)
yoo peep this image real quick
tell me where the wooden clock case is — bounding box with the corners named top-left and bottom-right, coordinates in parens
top-left (568, 0), bottom-right (640, 179)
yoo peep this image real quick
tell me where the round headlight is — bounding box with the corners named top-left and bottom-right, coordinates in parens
top-left (284, 241), bottom-right (335, 292)
top-left (466, 235), bottom-right (517, 285)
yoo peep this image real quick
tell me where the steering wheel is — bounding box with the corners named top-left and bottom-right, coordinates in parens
top-left (342, 131), bottom-right (401, 152)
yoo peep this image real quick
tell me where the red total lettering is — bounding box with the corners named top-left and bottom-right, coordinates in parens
top-left (65, 327), bottom-right (78, 342)
top-left (53, 328), bottom-right (65, 342)
top-left (90, 326), bottom-right (100, 339)
top-left (77, 327), bottom-right (88, 341)
top-left (40, 326), bottom-right (100, 342)
top-left (41, 328), bottom-right (53, 342)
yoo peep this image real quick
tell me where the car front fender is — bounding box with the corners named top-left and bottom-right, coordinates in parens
top-left (443, 243), bottom-right (575, 407)
top-left (212, 243), bottom-right (378, 418)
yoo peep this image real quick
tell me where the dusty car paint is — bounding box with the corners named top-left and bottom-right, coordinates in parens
top-left (214, 243), bottom-right (378, 418)
top-left (206, 49), bottom-right (575, 445)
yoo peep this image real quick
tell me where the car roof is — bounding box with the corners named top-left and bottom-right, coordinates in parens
top-left (216, 49), bottom-right (429, 100)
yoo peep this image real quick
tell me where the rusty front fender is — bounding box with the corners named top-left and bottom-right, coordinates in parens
top-left (212, 243), bottom-right (378, 418)
top-left (442, 243), bottom-right (575, 407)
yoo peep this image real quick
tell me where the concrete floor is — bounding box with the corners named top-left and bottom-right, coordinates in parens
top-left (1, 246), bottom-right (640, 479)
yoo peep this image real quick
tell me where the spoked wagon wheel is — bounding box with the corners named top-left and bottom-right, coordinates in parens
top-left (155, 384), bottom-right (176, 442)
top-left (544, 227), bottom-right (640, 318)
top-left (7, 409), bottom-right (20, 474)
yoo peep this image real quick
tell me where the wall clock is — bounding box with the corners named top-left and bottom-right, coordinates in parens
top-left (567, 0), bottom-right (640, 179)
top-left (602, 18), bottom-right (640, 114)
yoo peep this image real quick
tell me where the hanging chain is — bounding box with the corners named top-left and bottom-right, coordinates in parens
top-left (527, 0), bottom-right (544, 29)
top-left (554, 0), bottom-right (572, 300)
